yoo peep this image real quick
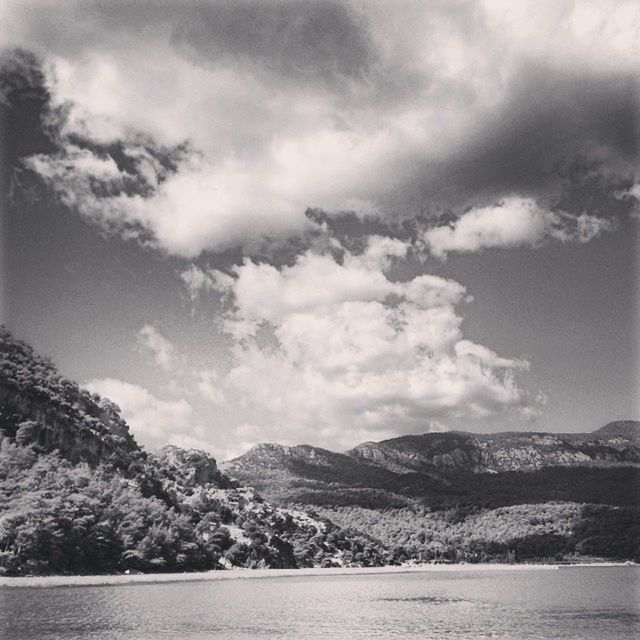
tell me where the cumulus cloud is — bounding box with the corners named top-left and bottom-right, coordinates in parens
top-left (423, 197), bottom-right (612, 258)
top-left (136, 324), bottom-right (174, 371)
top-left (202, 237), bottom-right (537, 449)
top-left (84, 377), bottom-right (196, 450)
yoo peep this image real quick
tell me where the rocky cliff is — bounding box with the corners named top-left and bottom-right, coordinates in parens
top-left (0, 328), bottom-right (138, 466)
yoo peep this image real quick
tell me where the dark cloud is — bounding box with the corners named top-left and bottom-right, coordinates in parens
top-left (171, 0), bottom-right (374, 84)
top-left (0, 49), bottom-right (58, 172)
top-left (0, 49), bottom-right (194, 253)
top-left (12, 0), bottom-right (374, 87)
top-left (403, 66), bottom-right (640, 217)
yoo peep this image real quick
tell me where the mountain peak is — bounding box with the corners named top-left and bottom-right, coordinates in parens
top-left (592, 420), bottom-right (640, 443)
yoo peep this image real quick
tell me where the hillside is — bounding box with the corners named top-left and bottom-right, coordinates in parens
top-left (222, 425), bottom-right (640, 508)
top-left (0, 328), bottom-right (137, 465)
top-left (0, 329), bottom-right (387, 575)
top-left (222, 424), bottom-right (640, 562)
top-left (349, 428), bottom-right (640, 476)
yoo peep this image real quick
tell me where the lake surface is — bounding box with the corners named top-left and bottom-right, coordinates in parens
top-left (1, 566), bottom-right (638, 640)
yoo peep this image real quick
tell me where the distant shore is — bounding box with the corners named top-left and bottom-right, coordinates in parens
top-left (0, 561), bottom-right (634, 589)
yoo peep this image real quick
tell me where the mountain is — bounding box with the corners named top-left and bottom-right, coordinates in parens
top-left (222, 425), bottom-right (640, 507)
top-left (349, 428), bottom-right (640, 475)
top-left (221, 442), bottom-right (453, 508)
top-left (0, 329), bottom-right (387, 575)
top-left (222, 424), bottom-right (640, 562)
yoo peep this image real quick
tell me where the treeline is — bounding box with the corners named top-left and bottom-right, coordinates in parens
top-left (0, 441), bottom-right (225, 575)
top-left (0, 434), bottom-right (389, 576)
top-left (313, 503), bottom-right (640, 563)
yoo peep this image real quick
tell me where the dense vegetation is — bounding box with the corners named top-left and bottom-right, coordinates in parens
top-left (313, 502), bottom-right (640, 563)
top-left (0, 329), bottom-right (387, 575)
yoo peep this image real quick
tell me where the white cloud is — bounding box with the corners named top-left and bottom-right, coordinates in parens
top-left (210, 237), bottom-right (536, 449)
top-left (136, 324), bottom-right (174, 371)
top-left (180, 265), bottom-right (216, 302)
top-left (615, 183), bottom-right (640, 198)
top-left (85, 377), bottom-right (195, 450)
top-left (423, 197), bottom-right (611, 258)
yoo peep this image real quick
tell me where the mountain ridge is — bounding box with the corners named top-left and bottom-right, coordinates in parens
top-left (221, 422), bottom-right (640, 512)
top-left (2, 328), bottom-right (638, 571)
top-left (223, 421), bottom-right (640, 480)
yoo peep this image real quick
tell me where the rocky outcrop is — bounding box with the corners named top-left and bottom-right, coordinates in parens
top-left (349, 433), bottom-right (484, 475)
top-left (154, 445), bottom-right (235, 489)
top-left (0, 328), bottom-right (137, 467)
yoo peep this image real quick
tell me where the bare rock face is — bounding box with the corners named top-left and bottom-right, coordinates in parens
top-left (0, 329), bottom-right (138, 467)
top-left (155, 445), bottom-right (232, 488)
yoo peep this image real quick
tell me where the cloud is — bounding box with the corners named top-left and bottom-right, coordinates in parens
top-left (170, 0), bottom-right (374, 84)
top-left (196, 368), bottom-right (225, 406)
top-left (3, 1), bottom-right (637, 257)
top-left (423, 197), bottom-right (612, 258)
top-left (136, 324), bottom-right (174, 371)
top-left (180, 265), bottom-right (217, 302)
top-left (207, 237), bottom-right (537, 449)
top-left (84, 377), bottom-right (195, 450)
top-left (180, 264), bottom-right (236, 307)
top-left (614, 183), bottom-right (640, 216)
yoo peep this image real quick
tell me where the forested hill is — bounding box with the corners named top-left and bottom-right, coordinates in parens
top-left (0, 327), bottom-right (137, 465)
top-left (222, 426), bottom-right (640, 563)
top-left (0, 329), bottom-right (387, 576)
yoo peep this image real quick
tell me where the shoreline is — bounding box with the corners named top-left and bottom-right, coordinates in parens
top-left (0, 562), bottom-right (634, 589)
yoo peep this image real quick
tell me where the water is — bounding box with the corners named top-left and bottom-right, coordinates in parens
top-left (1, 567), bottom-right (638, 640)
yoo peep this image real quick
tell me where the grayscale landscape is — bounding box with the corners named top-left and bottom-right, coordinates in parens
top-left (0, 1), bottom-right (638, 639)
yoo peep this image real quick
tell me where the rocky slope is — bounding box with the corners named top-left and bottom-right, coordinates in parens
top-left (222, 424), bottom-right (640, 509)
top-left (349, 427), bottom-right (640, 476)
top-left (0, 328), bottom-right (137, 466)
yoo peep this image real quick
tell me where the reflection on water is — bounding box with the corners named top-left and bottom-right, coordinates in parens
top-left (1, 567), bottom-right (638, 640)
top-left (376, 595), bottom-right (465, 604)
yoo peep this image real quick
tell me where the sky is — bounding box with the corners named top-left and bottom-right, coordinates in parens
top-left (1, 0), bottom-right (638, 460)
